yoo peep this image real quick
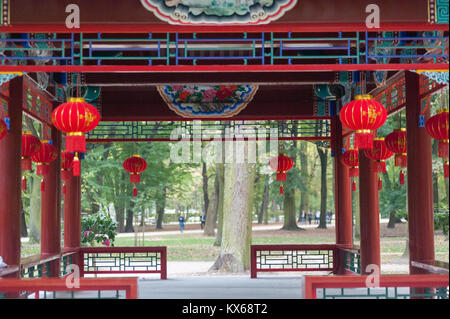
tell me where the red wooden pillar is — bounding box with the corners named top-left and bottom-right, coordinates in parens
top-left (332, 117), bottom-right (353, 274)
top-left (405, 71), bottom-right (435, 274)
top-left (40, 127), bottom-right (62, 277)
top-left (0, 77), bottom-right (22, 278)
top-left (64, 174), bottom-right (82, 271)
top-left (359, 151), bottom-right (381, 274)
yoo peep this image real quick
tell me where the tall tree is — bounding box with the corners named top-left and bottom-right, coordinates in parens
top-left (211, 160), bottom-right (252, 272)
top-left (316, 145), bottom-right (328, 229)
top-left (204, 165), bottom-right (220, 236)
top-left (202, 162), bottom-right (209, 213)
top-left (258, 175), bottom-right (270, 224)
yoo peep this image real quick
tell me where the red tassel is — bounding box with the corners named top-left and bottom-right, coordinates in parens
top-left (374, 161), bottom-right (386, 173)
top-left (445, 162), bottom-right (449, 179)
top-left (22, 177), bottom-right (27, 191)
top-left (61, 170), bottom-right (71, 181)
top-left (22, 157), bottom-right (32, 171)
top-left (378, 178), bottom-right (382, 191)
top-left (63, 184), bottom-right (66, 195)
top-left (66, 134), bottom-right (86, 153)
top-left (349, 167), bottom-right (359, 177)
top-left (37, 164), bottom-right (49, 176)
top-left (355, 131), bottom-right (373, 149)
top-left (352, 180), bottom-right (357, 192)
top-left (41, 180), bottom-right (45, 192)
top-left (133, 187), bottom-right (137, 197)
top-left (130, 174), bottom-right (140, 183)
top-left (280, 182), bottom-right (284, 195)
top-left (276, 172), bottom-right (287, 182)
top-left (439, 141), bottom-right (449, 159)
top-left (73, 156), bottom-right (80, 176)
top-left (395, 154), bottom-right (407, 167)
top-left (399, 170), bottom-right (405, 185)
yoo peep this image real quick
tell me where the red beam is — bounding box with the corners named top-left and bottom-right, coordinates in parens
top-left (1, 23), bottom-right (448, 33)
top-left (0, 64), bottom-right (448, 73)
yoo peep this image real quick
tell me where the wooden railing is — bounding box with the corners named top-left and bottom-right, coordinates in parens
top-left (80, 246), bottom-right (167, 280)
top-left (250, 244), bottom-right (337, 278)
top-left (304, 274), bottom-right (449, 299)
top-left (338, 246), bottom-right (361, 275)
top-left (0, 278), bottom-right (138, 299)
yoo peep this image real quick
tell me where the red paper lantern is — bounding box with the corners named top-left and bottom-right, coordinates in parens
top-left (31, 140), bottom-right (58, 192)
top-left (364, 137), bottom-right (393, 174)
top-left (21, 132), bottom-right (42, 191)
top-left (426, 109), bottom-right (449, 179)
top-left (269, 154), bottom-right (294, 194)
top-left (123, 155), bottom-right (148, 197)
top-left (51, 97), bottom-right (100, 153)
top-left (385, 128), bottom-right (407, 185)
top-left (340, 94), bottom-right (387, 149)
top-left (385, 128), bottom-right (407, 167)
top-left (342, 149), bottom-right (359, 192)
top-left (426, 109), bottom-right (449, 158)
top-left (0, 118), bottom-right (7, 140)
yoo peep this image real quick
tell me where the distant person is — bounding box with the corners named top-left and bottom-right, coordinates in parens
top-left (201, 212), bottom-right (207, 230)
top-left (178, 214), bottom-right (185, 233)
top-left (307, 210), bottom-right (312, 225)
top-left (315, 210), bottom-right (320, 224)
top-left (327, 210), bottom-right (332, 223)
top-left (301, 211), bottom-right (306, 224)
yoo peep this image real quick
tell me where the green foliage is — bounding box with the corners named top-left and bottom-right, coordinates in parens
top-left (81, 213), bottom-right (118, 246)
top-left (434, 203), bottom-right (449, 237)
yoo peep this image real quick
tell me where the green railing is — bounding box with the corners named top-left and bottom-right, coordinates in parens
top-left (342, 248), bottom-right (361, 274)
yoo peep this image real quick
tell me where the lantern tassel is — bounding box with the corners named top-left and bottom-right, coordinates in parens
top-left (352, 180), bottom-right (357, 192)
top-left (66, 133), bottom-right (86, 153)
top-left (439, 141), bottom-right (449, 159)
top-left (280, 182), bottom-right (283, 195)
top-left (133, 186), bottom-right (137, 197)
top-left (22, 157), bottom-right (32, 171)
top-left (41, 179), bottom-right (45, 192)
top-left (355, 131), bottom-right (374, 149)
top-left (22, 177), bottom-right (27, 191)
top-left (61, 169), bottom-right (71, 181)
top-left (444, 162), bottom-right (449, 179)
top-left (73, 154), bottom-right (80, 177)
top-left (130, 173), bottom-right (140, 184)
top-left (378, 177), bottom-right (382, 191)
top-left (395, 154), bottom-right (407, 167)
top-left (349, 167), bottom-right (359, 177)
top-left (399, 170), bottom-right (405, 185)
top-left (63, 183), bottom-right (66, 195)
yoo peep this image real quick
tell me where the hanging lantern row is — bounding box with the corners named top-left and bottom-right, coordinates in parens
top-left (123, 155), bottom-right (148, 197)
top-left (364, 138), bottom-right (393, 191)
top-left (31, 140), bottom-right (57, 192)
top-left (385, 128), bottom-right (408, 185)
top-left (426, 108), bottom-right (449, 179)
top-left (0, 118), bottom-right (7, 140)
top-left (340, 94), bottom-right (387, 149)
top-left (269, 154), bottom-right (294, 194)
top-left (61, 151), bottom-right (75, 195)
top-left (341, 149), bottom-right (359, 191)
top-left (52, 97), bottom-right (100, 177)
top-left (21, 132), bottom-right (42, 191)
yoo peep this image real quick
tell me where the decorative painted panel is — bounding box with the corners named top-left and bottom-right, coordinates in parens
top-left (140, 0), bottom-right (297, 25)
top-left (429, 0), bottom-right (449, 24)
top-left (373, 76), bottom-right (407, 113)
top-left (22, 81), bottom-right (53, 125)
top-left (158, 84), bottom-right (258, 118)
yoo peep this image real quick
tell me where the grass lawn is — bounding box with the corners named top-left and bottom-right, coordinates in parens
top-left (20, 223), bottom-right (449, 271)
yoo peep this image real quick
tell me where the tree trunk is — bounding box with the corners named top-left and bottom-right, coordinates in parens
top-left (245, 164), bottom-right (256, 270)
top-left (282, 189), bottom-right (300, 230)
top-left (116, 202), bottom-right (125, 232)
top-left (29, 175), bottom-right (41, 243)
top-left (298, 141), bottom-right (311, 222)
top-left (432, 140), bottom-right (440, 206)
top-left (387, 211), bottom-right (397, 228)
top-left (317, 146), bottom-right (328, 229)
top-left (156, 186), bottom-right (167, 230)
top-left (258, 175), bottom-right (269, 224)
top-left (204, 167), bottom-right (220, 236)
top-left (124, 203), bottom-right (135, 233)
top-left (211, 161), bottom-right (251, 272)
top-left (202, 162), bottom-right (209, 214)
top-left (20, 199), bottom-right (28, 237)
top-left (214, 164), bottom-right (225, 246)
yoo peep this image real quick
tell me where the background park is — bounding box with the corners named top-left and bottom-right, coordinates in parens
top-left (19, 88), bottom-right (449, 275)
